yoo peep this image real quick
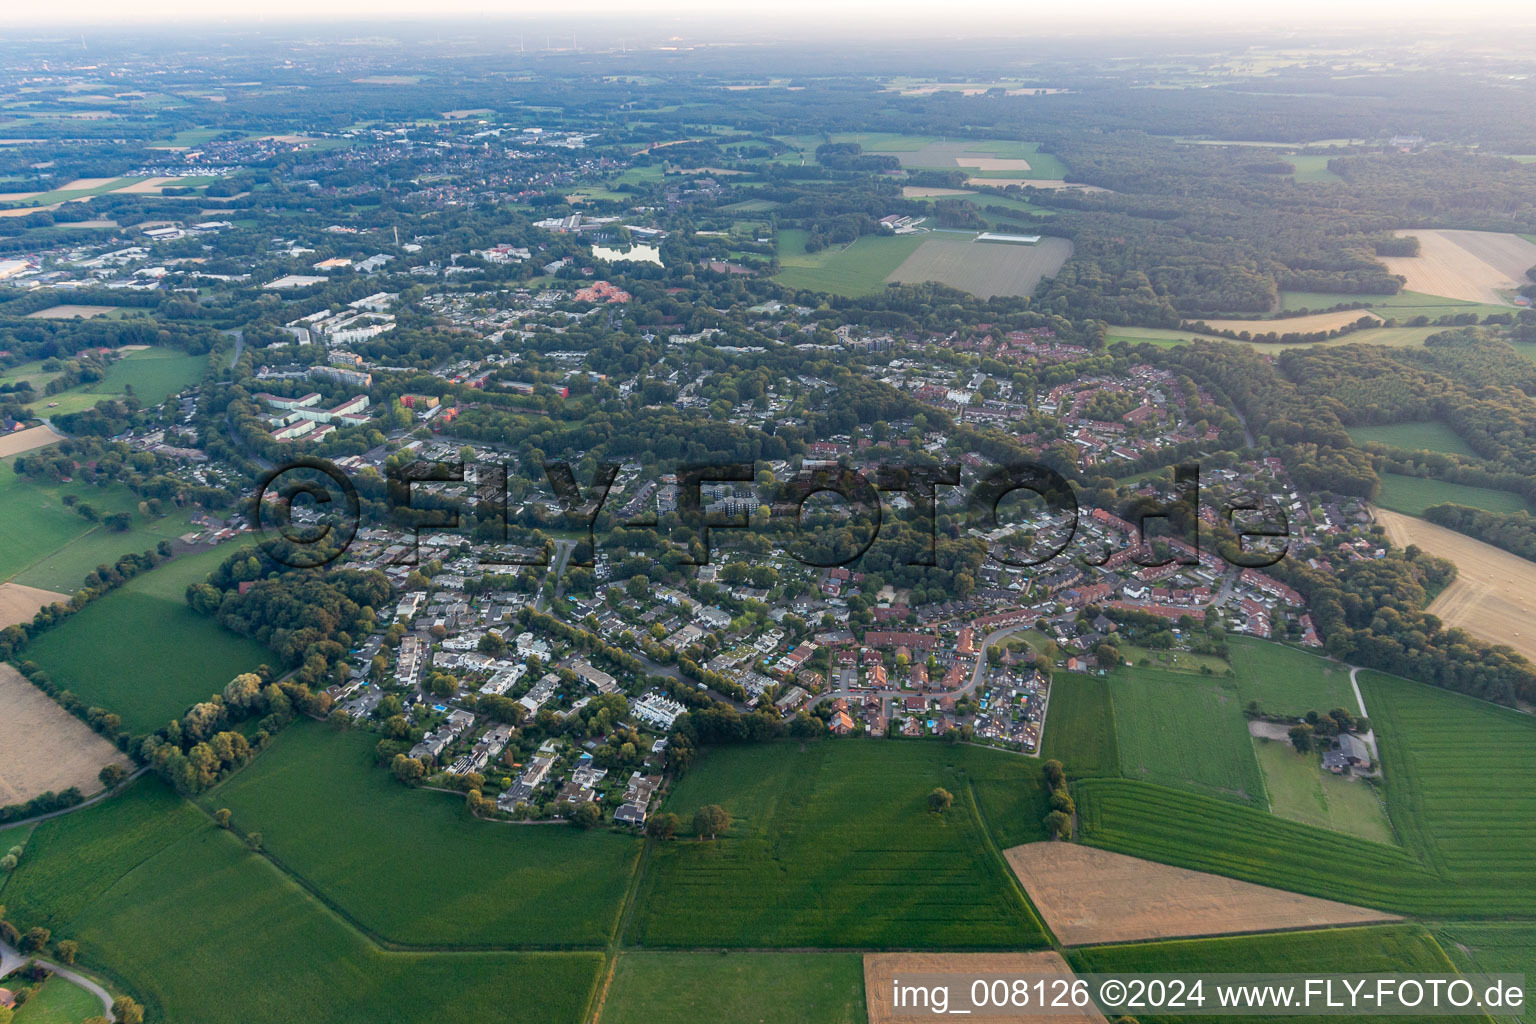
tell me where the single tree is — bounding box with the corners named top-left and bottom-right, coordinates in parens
top-left (112, 996), bottom-right (145, 1024)
top-left (646, 812), bottom-right (680, 840)
top-left (570, 801), bottom-right (602, 829)
top-left (1043, 810), bottom-right (1072, 839)
top-left (1042, 759), bottom-right (1066, 788)
top-left (98, 763), bottom-right (128, 790)
top-left (53, 939), bottom-right (78, 964)
top-left (1289, 722), bottom-right (1315, 753)
top-left (214, 808), bottom-right (232, 829)
top-left (928, 787), bottom-right (954, 813)
top-left (18, 925), bottom-right (49, 954)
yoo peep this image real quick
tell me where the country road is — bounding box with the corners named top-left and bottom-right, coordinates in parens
top-left (0, 938), bottom-right (117, 1020)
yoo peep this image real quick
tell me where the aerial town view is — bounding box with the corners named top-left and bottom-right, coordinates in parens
top-left (0, 3), bottom-right (1534, 1022)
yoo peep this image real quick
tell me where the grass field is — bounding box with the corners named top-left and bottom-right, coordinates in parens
top-left (1072, 925), bottom-right (1461, 1024)
top-left (1252, 737), bottom-right (1395, 843)
top-left (1347, 421), bottom-right (1479, 457)
top-left (1078, 670), bottom-right (1536, 917)
top-left (0, 779), bottom-right (604, 1024)
top-left (7, 974), bottom-right (103, 1024)
top-left (1375, 472), bottom-right (1532, 517)
top-left (1286, 154), bottom-right (1344, 183)
top-left (24, 546), bottom-right (272, 736)
top-left (1, 453), bottom-right (201, 593)
top-left (22, 346), bottom-right (205, 416)
top-left (1106, 324), bottom-right (1449, 351)
top-left (1040, 673), bottom-right (1120, 778)
top-left (1120, 644), bottom-right (1230, 673)
top-left (885, 234), bottom-right (1072, 299)
top-left (205, 721), bottom-right (641, 947)
top-left (1109, 666), bottom-right (1267, 806)
top-left (628, 741), bottom-right (1049, 948)
top-left (1227, 637), bottom-right (1357, 718)
top-left (773, 229), bottom-right (926, 296)
top-left (1437, 922), bottom-right (1536, 1021)
top-left (599, 952), bottom-right (866, 1024)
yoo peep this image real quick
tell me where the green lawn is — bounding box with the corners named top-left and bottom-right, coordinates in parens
top-left (1227, 637), bottom-right (1357, 719)
top-left (599, 952), bottom-right (866, 1024)
top-left (773, 229), bottom-right (926, 296)
top-left (1078, 670), bottom-right (1536, 917)
top-left (24, 547), bottom-right (273, 736)
top-left (1376, 472), bottom-right (1532, 517)
top-left (1072, 925), bottom-right (1462, 1024)
top-left (0, 776), bottom-right (599, 1024)
top-left (204, 721), bottom-right (641, 947)
top-left (24, 347), bottom-right (205, 416)
top-left (1109, 666), bottom-right (1267, 806)
top-left (1252, 736), bottom-right (1395, 843)
top-left (1348, 421), bottom-right (1479, 457)
top-left (8, 974), bottom-right (104, 1024)
top-left (1040, 673), bottom-right (1120, 778)
top-left (629, 740), bottom-right (1049, 948)
top-left (1119, 644), bottom-right (1230, 673)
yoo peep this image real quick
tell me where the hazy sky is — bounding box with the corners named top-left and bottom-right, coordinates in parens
top-left (9, 0), bottom-right (1536, 30)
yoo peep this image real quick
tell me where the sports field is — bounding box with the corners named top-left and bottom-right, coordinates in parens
top-left (1004, 842), bottom-right (1394, 945)
top-left (773, 229), bottom-right (926, 296)
top-left (1376, 508), bottom-right (1536, 662)
top-left (0, 779), bottom-right (601, 1024)
top-left (24, 546), bottom-right (273, 736)
top-left (1375, 473), bottom-right (1531, 517)
top-left (885, 234), bottom-right (1072, 298)
top-left (1108, 666), bottom-right (1267, 806)
top-left (1347, 421), bottom-right (1479, 457)
top-left (1381, 230), bottom-right (1536, 306)
top-left (205, 722), bottom-right (641, 947)
top-left (1251, 735), bottom-right (1395, 843)
top-left (628, 741), bottom-right (1049, 948)
top-left (598, 952), bottom-right (866, 1024)
top-left (1227, 637), bottom-right (1357, 719)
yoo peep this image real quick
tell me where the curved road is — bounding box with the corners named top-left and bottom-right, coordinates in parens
top-left (0, 939), bottom-right (116, 1020)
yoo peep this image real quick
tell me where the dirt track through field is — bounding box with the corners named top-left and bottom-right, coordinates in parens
top-left (1003, 842), bottom-right (1396, 945)
top-left (1381, 230), bottom-right (1536, 306)
top-left (865, 951), bottom-right (1106, 1024)
top-left (0, 424), bottom-right (64, 457)
top-left (0, 583), bottom-right (69, 628)
top-left (1375, 507), bottom-right (1536, 662)
top-left (0, 664), bottom-right (131, 806)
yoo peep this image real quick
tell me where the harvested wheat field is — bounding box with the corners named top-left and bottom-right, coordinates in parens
top-left (116, 176), bottom-right (183, 194)
top-left (0, 664), bottom-right (131, 805)
top-left (1381, 230), bottom-right (1536, 306)
top-left (0, 423), bottom-right (64, 457)
top-left (1003, 842), bottom-right (1396, 946)
top-left (865, 951), bottom-right (1106, 1024)
top-left (1376, 507), bottom-right (1536, 662)
top-left (0, 583), bottom-right (69, 628)
top-left (26, 304), bottom-right (116, 319)
top-left (1190, 309), bottom-right (1383, 335)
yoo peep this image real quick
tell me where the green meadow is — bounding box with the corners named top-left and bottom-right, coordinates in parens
top-left (204, 722), bottom-right (641, 948)
top-left (1347, 421), bottom-right (1479, 457)
top-left (1227, 637), bottom-right (1357, 719)
top-left (1108, 665), bottom-right (1267, 807)
top-left (629, 740), bottom-right (1049, 948)
top-left (1375, 472), bottom-right (1532, 517)
top-left (773, 229), bottom-right (926, 296)
top-left (24, 545), bottom-right (272, 736)
top-left (0, 779), bottom-right (600, 1024)
top-left (1039, 672), bottom-right (1120, 778)
top-left (7, 973), bottom-right (104, 1024)
top-left (1252, 736), bottom-right (1395, 843)
top-left (599, 952), bottom-right (866, 1024)
top-left (22, 346), bottom-right (205, 416)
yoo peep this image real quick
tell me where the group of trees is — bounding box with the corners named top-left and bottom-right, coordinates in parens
top-left (1041, 759), bottom-right (1073, 839)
